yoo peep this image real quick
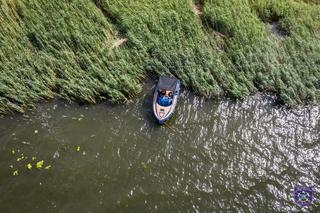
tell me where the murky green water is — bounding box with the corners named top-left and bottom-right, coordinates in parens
top-left (0, 86), bottom-right (319, 212)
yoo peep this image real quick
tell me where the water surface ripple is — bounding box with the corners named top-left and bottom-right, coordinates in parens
top-left (0, 90), bottom-right (319, 212)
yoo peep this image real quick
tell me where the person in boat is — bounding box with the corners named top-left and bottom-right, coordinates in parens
top-left (158, 89), bottom-right (173, 106)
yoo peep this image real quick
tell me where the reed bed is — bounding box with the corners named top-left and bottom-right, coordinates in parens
top-left (0, 0), bottom-right (319, 113)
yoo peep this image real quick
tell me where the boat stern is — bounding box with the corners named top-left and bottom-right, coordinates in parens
top-left (153, 103), bottom-right (172, 125)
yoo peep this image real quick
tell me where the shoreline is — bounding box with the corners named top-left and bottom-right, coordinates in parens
top-left (1, 87), bottom-right (319, 118)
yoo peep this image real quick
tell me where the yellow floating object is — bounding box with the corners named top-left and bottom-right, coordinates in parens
top-left (9, 165), bottom-right (13, 169)
top-left (26, 163), bottom-right (32, 170)
top-left (36, 160), bottom-right (44, 168)
top-left (32, 157), bottom-right (36, 161)
top-left (11, 150), bottom-right (15, 155)
top-left (45, 165), bottom-right (51, 170)
top-left (76, 146), bottom-right (80, 152)
top-left (17, 155), bottom-right (25, 162)
top-left (13, 170), bottom-right (18, 176)
top-left (34, 130), bottom-right (38, 134)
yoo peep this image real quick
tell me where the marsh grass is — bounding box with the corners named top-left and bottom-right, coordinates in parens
top-left (0, 0), bottom-right (319, 113)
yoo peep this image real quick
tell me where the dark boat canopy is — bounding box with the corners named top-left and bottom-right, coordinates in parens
top-left (158, 76), bottom-right (179, 91)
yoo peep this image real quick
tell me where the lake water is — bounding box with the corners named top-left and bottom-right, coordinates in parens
top-left (0, 84), bottom-right (319, 212)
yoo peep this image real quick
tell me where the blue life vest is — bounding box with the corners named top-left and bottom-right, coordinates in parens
top-left (158, 96), bottom-right (173, 106)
